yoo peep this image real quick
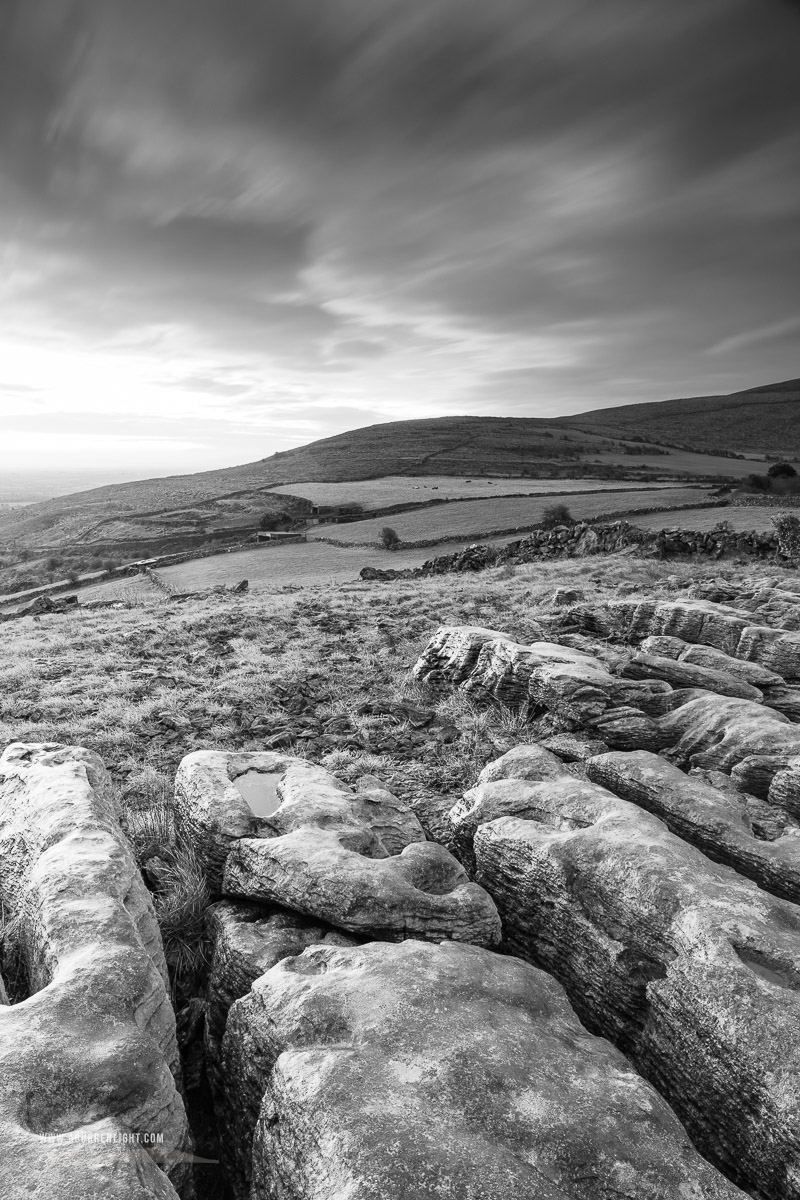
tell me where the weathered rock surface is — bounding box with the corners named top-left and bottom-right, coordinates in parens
top-left (221, 939), bottom-right (744, 1200)
top-left (660, 692), bottom-right (800, 774)
top-left (201, 753), bottom-right (502, 945)
top-left (587, 749), bottom-right (800, 903)
top-left (769, 759), bottom-right (800, 818)
top-left (540, 732), bottom-right (611, 761)
top-left (621, 651), bottom-right (763, 700)
top-left (0, 743), bottom-right (190, 1199)
top-left (610, 597), bottom-right (754, 653)
top-left (415, 627), bottom-right (672, 749)
top-left (175, 750), bottom-right (425, 892)
top-left (476, 742), bottom-right (565, 783)
top-left (605, 597), bottom-right (800, 679)
top-left (224, 826), bottom-right (500, 945)
top-left (762, 684), bottom-right (800, 720)
top-left (408, 624), bottom-right (509, 688)
top-left (474, 786), bottom-right (800, 1200)
top-left (204, 901), bottom-right (357, 1103)
top-left (677, 642), bottom-right (784, 688)
top-left (639, 634), bottom-right (688, 659)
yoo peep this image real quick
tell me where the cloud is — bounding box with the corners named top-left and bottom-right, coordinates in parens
top-left (0, 0), bottom-right (799, 470)
top-left (709, 315), bottom-right (800, 356)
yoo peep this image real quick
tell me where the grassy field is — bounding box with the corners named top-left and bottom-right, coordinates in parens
top-left (307, 486), bottom-right (710, 546)
top-left (628, 506), bottom-right (783, 532)
top-left (0, 554), bottom-right (709, 826)
top-left (271, 477), bottom-right (686, 508)
top-left (583, 450), bottom-right (768, 478)
top-left (143, 536), bottom-right (516, 595)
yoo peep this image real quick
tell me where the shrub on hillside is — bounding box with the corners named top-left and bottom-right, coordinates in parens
top-left (540, 504), bottom-right (575, 529)
top-left (380, 526), bottom-right (401, 550)
top-left (773, 513), bottom-right (800, 562)
top-left (767, 462), bottom-right (798, 479)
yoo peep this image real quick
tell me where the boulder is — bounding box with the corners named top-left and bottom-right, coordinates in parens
top-left (621, 651), bottom-right (763, 701)
top-left (587, 704), bottom-right (674, 751)
top-left (639, 634), bottom-right (688, 658)
top-left (612, 597), bottom-right (754, 653)
top-left (736, 625), bottom-right (800, 680)
top-left (678, 643), bottom-right (784, 688)
top-left (223, 827), bottom-right (501, 946)
top-left (221, 939), bottom-right (743, 1200)
top-left (0, 743), bottom-right (191, 1199)
top-left (476, 742), bottom-right (566, 784)
top-left (659, 693), bottom-right (800, 774)
top-left (415, 627), bottom-right (672, 747)
top-left (539, 732), bottom-right (611, 761)
top-left (204, 901), bottom-right (358, 1103)
top-left (762, 685), bottom-right (800, 720)
top-left (411, 625), bottom-right (514, 687)
top-left (730, 754), bottom-right (793, 800)
top-left (587, 750), bottom-right (800, 904)
top-left (175, 750), bottom-right (424, 893)
top-left (474, 792), bottom-right (800, 1200)
top-left (769, 760), bottom-right (800, 818)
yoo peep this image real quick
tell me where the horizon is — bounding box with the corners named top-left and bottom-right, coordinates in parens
top-left (2, 1), bottom-right (800, 472)
top-left (3, 372), bottom-right (800, 495)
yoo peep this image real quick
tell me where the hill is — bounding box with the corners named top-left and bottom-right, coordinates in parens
top-left (0, 375), bottom-right (792, 571)
top-left (557, 378), bottom-right (800, 455)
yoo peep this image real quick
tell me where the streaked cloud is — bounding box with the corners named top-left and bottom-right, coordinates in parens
top-left (0, 0), bottom-right (798, 471)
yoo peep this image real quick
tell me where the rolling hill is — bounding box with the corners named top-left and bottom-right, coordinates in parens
top-left (0, 376), bottom-right (793, 563)
top-left (557, 378), bottom-right (800, 455)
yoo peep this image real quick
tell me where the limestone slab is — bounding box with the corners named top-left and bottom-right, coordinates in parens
top-left (474, 784), bottom-right (800, 1200)
top-left (587, 749), bottom-right (800, 904)
top-left (0, 743), bottom-right (191, 1200)
top-left (221, 939), bottom-right (744, 1200)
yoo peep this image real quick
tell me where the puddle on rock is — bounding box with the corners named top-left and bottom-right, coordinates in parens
top-left (234, 770), bottom-right (283, 818)
top-left (734, 947), bottom-right (799, 990)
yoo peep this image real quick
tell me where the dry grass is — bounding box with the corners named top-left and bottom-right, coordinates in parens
top-left (0, 552), bottom-right (703, 807)
top-left (0, 551), bottom-right (777, 997)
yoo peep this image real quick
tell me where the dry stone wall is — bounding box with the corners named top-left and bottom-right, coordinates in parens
top-left (360, 517), bottom-right (782, 582)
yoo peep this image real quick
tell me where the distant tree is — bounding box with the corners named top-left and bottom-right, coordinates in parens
top-left (259, 512), bottom-right (281, 531)
top-left (380, 526), bottom-right (401, 550)
top-left (767, 462), bottom-right (798, 479)
top-left (540, 504), bottom-right (575, 529)
top-left (745, 473), bottom-right (770, 492)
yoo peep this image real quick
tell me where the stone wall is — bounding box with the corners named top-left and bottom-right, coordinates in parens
top-left (360, 519), bottom-right (781, 582)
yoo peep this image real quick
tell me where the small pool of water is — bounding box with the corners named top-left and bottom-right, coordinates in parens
top-left (234, 770), bottom-right (283, 818)
top-left (735, 947), bottom-right (798, 990)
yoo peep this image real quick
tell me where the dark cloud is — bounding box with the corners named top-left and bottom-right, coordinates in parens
top-left (1, 0), bottom-right (799, 470)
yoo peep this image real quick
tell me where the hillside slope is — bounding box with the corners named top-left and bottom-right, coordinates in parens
top-left (0, 376), bottom-right (792, 556)
top-left (558, 379), bottom-right (800, 454)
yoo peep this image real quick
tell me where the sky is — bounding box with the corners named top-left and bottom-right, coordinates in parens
top-left (2, 0), bottom-right (799, 476)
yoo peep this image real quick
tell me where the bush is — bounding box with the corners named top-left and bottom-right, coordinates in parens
top-left (380, 526), bottom-right (401, 550)
top-left (767, 462), bottom-right (797, 479)
top-left (540, 504), bottom-right (575, 529)
top-left (772, 513), bottom-right (800, 561)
